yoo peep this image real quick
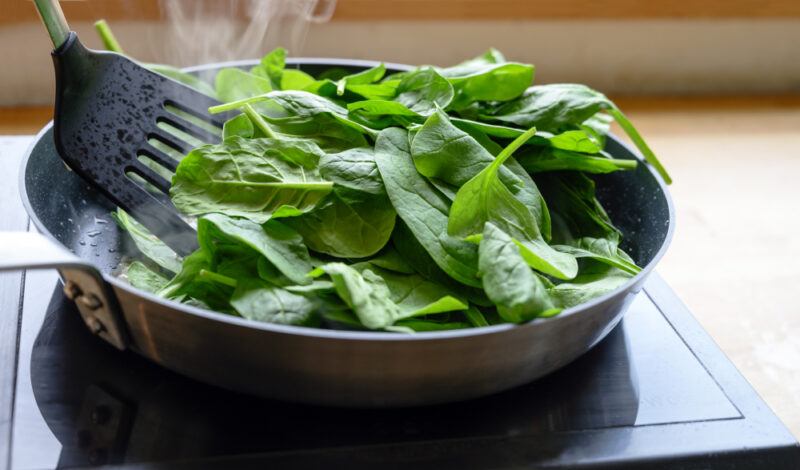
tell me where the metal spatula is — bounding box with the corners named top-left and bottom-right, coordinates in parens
top-left (34, 0), bottom-right (229, 256)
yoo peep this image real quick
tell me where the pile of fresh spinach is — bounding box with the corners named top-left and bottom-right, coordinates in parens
top-left (97, 22), bottom-right (669, 333)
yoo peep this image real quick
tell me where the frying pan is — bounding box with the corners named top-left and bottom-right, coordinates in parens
top-left (0, 58), bottom-right (674, 407)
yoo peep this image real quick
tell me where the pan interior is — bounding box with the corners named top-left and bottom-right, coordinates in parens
top-left (23, 61), bottom-right (672, 280)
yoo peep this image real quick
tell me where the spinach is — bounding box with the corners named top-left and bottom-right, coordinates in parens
top-left (98, 39), bottom-right (664, 332)
top-left (478, 223), bottom-right (560, 322)
top-left (356, 264), bottom-right (469, 318)
top-left (374, 127), bottom-right (482, 287)
top-left (288, 194), bottom-right (395, 258)
top-left (211, 90), bottom-right (378, 141)
top-left (410, 111), bottom-right (551, 237)
top-left (483, 84), bottom-right (671, 183)
top-left (113, 209), bottom-right (182, 273)
top-left (126, 261), bottom-right (169, 294)
top-left (336, 63), bottom-right (386, 96)
top-left (230, 278), bottom-right (320, 326)
top-left (287, 147), bottom-right (396, 258)
top-left (448, 127), bottom-right (578, 280)
top-left (311, 263), bottom-right (402, 329)
top-left (516, 147), bottom-right (637, 174)
top-left (549, 263), bottom-right (633, 308)
top-left (281, 69), bottom-right (317, 91)
top-left (391, 221), bottom-right (492, 306)
top-left (394, 67), bottom-right (454, 114)
top-left (215, 68), bottom-right (272, 104)
top-left (197, 213), bottom-right (314, 285)
top-left (438, 49), bottom-right (534, 109)
top-left (170, 136), bottom-right (333, 223)
top-left (250, 47), bottom-right (287, 89)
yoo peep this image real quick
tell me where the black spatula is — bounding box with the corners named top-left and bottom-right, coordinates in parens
top-left (35, 0), bottom-right (230, 256)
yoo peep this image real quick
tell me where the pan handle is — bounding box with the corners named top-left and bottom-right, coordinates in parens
top-left (0, 232), bottom-right (129, 350)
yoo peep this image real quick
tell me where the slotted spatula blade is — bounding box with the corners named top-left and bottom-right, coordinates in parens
top-left (35, 0), bottom-right (231, 257)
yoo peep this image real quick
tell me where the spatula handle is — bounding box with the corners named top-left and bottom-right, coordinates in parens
top-left (33, 0), bottom-right (71, 48)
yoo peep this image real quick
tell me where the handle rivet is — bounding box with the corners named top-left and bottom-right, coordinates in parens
top-left (86, 317), bottom-right (105, 334)
top-left (78, 293), bottom-right (103, 310)
top-left (63, 280), bottom-right (82, 300)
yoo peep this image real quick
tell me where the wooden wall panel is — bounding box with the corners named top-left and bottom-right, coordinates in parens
top-left (2, 0), bottom-right (800, 26)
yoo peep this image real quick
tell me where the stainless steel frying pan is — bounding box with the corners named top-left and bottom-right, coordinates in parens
top-left (0, 59), bottom-right (674, 407)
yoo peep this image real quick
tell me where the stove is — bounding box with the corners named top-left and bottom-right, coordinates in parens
top-left (1, 136), bottom-right (798, 469)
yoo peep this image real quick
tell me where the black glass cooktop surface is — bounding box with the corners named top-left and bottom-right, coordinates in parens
top-left (4, 270), bottom-right (798, 469)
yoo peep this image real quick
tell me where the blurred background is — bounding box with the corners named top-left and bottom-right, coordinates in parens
top-left (1, 0), bottom-right (799, 438)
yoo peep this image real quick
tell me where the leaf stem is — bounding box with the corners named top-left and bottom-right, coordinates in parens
top-left (198, 269), bottom-right (238, 288)
top-left (94, 19), bottom-right (124, 54)
top-left (209, 94), bottom-right (270, 114)
top-left (495, 126), bottom-right (538, 166)
top-left (608, 107), bottom-right (672, 184)
top-left (242, 104), bottom-right (278, 139)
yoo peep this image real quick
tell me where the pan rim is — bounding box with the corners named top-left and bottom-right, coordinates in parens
top-left (20, 57), bottom-right (675, 342)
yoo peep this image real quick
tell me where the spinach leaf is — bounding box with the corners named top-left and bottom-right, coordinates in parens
top-left (394, 67), bottom-right (454, 115)
top-left (438, 50), bottom-right (533, 109)
top-left (250, 47), bottom-right (286, 89)
top-left (448, 128), bottom-right (578, 279)
top-left (113, 209), bottom-right (182, 273)
top-left (211, 91), bottom-right (378, 140)
top-left (478, 222), bottom-right (559, 322)
top-left (198, 213), bottom-right (314, 285)
top-left (538, 172), bottom-right (639, 273)
top-left (554, 237), bottom-right (640, 275)
top-left (287, 147), bottom-right (396, 258)
top-left (281, 69), bottom-right (317, 91)
top-left (311, 263), bottom-right (402, 330)
top-left (215, 68), bottom-right (272, 104)
top-left (158, 249), bottom-right (234, 310)
top-left (354, 264), bottom-right (468, 319)
top-left (391, 221), bottom-right (491, 306)
top-left (517, 147), bottom-right (637, 174)
top-left (483, 84), bottom-right (671, 183)
top-left (374, 127), bottom-right (482, 287)
top-left (318, 147), bottom-right (386, 202)
top-left (549, 264), bottom-right (633, 309)
top-left (126, 261), bottom-right (169, 294)
top-left (170, 136), bottom-right (333, 223)
top-left (346, 67), bottom-right (453, 125)
top-left (222, 113), bottom-right (258, 139)
top-left (537, 172), bottom-right (620, 240)
top-left (410, 111), bottom-right (551, 237)
top-left (347, 79), bottom-right (401, 100)
top-left (366, 245), bottom-right (415, 274)
top-left (288, 194), bottom-right (396, 258)
top-left (336, 63), bottom-right (386, 95)
top-left (230, 278), bottom-right (320, 326)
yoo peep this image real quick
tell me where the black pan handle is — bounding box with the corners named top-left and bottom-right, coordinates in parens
top-left (0, 232), bottom-right (129, 350)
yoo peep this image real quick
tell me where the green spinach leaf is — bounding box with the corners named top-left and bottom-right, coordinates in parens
top-left (374, 127), bottom-right (482, 287)
top-left (170, 136), bottom-right (333, 223)
top-left (231, 278), bottom-right (320, 326)
top-left (478, 222), bottom-right (559, 322)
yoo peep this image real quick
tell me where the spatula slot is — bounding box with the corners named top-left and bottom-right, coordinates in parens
top-left (157, 114), bottom-right (221, 146)
top-left (125, 162), bottom-right (171, 194)
top-left (148, 128), bottom-right (195, 156)
top-left (164, 100), bottom-right (228, 129)
top-left (138, 143), bottom-right (179, 173)
top-left (154, 121), bottom-right (204, 148)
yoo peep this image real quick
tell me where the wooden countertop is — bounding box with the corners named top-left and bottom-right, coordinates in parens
top-left (2, 97), bottom-right (800, 440)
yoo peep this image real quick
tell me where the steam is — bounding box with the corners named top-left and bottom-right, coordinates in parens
top-left (152, 0), bottom-right (336, 67)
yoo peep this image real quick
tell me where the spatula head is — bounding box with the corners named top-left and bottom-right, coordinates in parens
top-left (51, 32), bottom-right (231, 256)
